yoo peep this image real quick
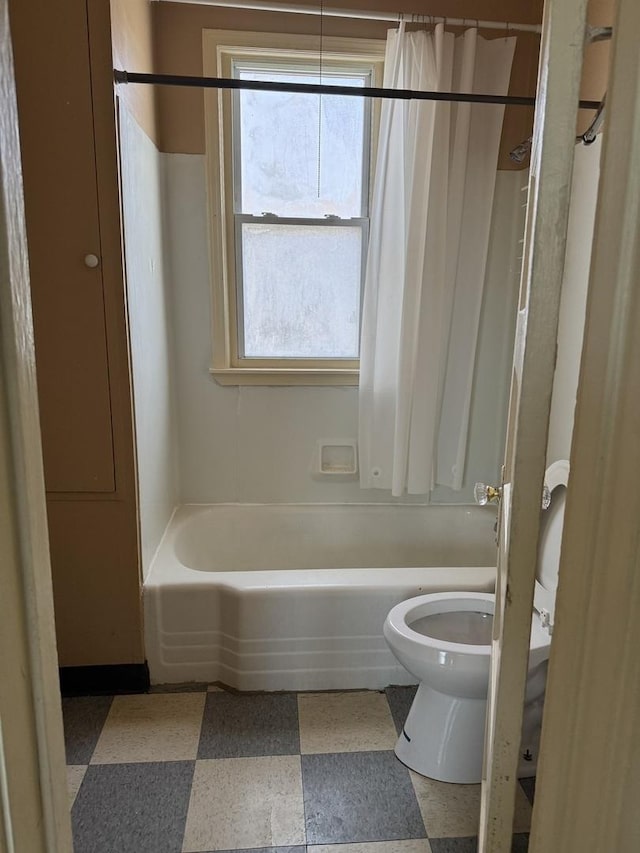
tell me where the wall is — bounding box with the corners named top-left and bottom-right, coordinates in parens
top-left (165, 153), bottom-right (524, 504)
top-left (119, 105), bottom-right (178, 577)
top-left (546, 0), bottom-right (613, 462)
top-left (111, 0), bottom-right (157, 142)
top-left (153, 0), bottom-right (542, 171)
top-left (546, 138), bottom-right (602, 464)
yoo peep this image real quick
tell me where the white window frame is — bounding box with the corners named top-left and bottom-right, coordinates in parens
top-left (203, 29), bottom-right (385, 385)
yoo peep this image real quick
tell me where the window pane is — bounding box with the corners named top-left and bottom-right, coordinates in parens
top-left (240, 223), bottom-right (362, 358)
top-left (237, 69), bottom-right (367, 218)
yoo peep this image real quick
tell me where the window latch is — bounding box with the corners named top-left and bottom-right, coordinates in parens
top-left (260, 211), bottom-right (277, 217)
top-left (324, 214), bottom-right (341, 220)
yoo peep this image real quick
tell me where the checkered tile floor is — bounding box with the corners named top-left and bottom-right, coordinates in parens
top-left (63, 686), bottom-right (534, 853)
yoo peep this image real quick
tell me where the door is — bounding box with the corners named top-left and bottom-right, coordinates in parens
top-left (478, 1), bottom-right (590, 850)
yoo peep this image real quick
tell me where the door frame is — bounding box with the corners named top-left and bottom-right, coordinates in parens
top-left (530, 0), bottom-right (640, 848)
top-left (0, 0), bottom-right (72, 849)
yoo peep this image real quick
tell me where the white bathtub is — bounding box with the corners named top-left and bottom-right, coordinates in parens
top-left (144, 503), bottom-right (496, 690)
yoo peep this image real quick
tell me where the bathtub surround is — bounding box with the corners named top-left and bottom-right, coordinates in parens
top-left (144, 503), bottom-right (495, 687)
top-left (546, 138), bottom-right (601, 463)
top-left (63, 687), bottom-right (534, 852)
top-left (119, 106), bottom-right (179, 578)
top-left (359, 23), bottom-right (516, 496)
top-left (164, 152), bottom-right (524, 505)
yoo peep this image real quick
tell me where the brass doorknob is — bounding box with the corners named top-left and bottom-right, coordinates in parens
top-left (474, 481), bottom-right (552, 509)
top-left (474, 483), bottom-right (502, 505)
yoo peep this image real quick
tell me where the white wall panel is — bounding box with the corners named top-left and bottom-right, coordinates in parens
top-left (546, 138), bottom-right (602, 464)
top-left (120, 107), bottom-right (178, 576)
top-left (165, 153), bottom-right (524, 504)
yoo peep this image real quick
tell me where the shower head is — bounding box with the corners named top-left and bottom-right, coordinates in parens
top-left (509, 136), bottom-right (532, 164)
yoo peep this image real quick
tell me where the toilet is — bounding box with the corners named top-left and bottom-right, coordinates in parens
top-left (384, 459), bottom-right (569, 784)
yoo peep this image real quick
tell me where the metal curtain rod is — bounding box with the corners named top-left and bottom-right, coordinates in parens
top-left (113, 70), bottom-right (602, 110)
top-left (156, 0), bottom-right (543, 34)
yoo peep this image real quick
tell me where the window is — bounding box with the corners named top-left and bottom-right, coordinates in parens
top-left (204, 31), bottom-right (384, 384)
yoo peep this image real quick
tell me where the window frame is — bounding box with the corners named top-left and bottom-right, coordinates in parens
top-left (203, 29), bottom-right (385, 385)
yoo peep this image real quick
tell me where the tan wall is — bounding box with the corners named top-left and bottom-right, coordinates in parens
top-left (9, 0), bottom-right (147, 665)
top-left (153, 0), bottom-right (543, 169)
top-left (111, 0), bottom-right (158, 144)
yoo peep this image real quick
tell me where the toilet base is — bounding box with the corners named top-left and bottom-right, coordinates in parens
top-left (396, 683), bottom-right (545, 783)
top-left (395, 682), bottom-right (487, 783)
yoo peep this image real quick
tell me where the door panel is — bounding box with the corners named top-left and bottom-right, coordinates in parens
top-left (478, 1), bottom-right (589, 850)
top-left (9, 0), bottom-right (115, 492)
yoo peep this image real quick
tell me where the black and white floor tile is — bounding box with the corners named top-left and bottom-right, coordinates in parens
top-left (64, 686), bottom-right (534, 853)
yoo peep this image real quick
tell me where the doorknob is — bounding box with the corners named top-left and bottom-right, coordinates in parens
top-left (84, 253), bottom-right (100, 268)
top-left (474, 483), bottom-right (502, 505)
top-left (475, 481), bottom-right (552, 509)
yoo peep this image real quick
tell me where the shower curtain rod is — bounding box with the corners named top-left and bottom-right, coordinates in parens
top-left (155, 0), bottom-right (543, 34)
top-left (113, 70), bottom-right (602, 111)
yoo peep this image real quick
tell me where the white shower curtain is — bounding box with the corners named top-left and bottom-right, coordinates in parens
top-left (359, 23), bottom-right (516, 495)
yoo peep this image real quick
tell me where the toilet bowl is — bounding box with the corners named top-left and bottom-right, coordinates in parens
top-left (384, 460), bottom-right (569, 784)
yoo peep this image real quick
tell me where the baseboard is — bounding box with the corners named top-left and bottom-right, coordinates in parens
top-left (59, 662), bottom-right (150, 697)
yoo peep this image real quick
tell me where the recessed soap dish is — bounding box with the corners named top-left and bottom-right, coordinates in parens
top-left (314, 440), bottom-right (358, 477)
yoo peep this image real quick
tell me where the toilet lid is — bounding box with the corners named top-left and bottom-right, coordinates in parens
top-left (502, 460), bottom-right (570, 631)
top-left (536, 459), bottom-right (570, 595)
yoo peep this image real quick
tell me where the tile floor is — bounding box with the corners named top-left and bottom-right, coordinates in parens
top-left (63, 686), bottom-right (535, 853)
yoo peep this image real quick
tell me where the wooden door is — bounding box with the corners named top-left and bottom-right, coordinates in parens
top-left (478, 1), bottom-right (589, 849)
top-left (9, 0), bottom-right (115, 493)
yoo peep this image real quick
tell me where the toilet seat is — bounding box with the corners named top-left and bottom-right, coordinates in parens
top-left (388, 592), bottom-right (495, 657)
top-left (387, 591), bottom-right (550, 669)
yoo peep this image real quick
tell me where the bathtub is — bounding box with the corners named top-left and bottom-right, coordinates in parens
top-left (144, 503), bottom-right (496, 690)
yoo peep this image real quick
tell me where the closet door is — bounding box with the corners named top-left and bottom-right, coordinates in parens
top-left (9, 0), bottom-right (115, 492)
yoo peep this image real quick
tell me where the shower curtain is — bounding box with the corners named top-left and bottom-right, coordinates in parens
top-left (358, 23), bottom-right (516, 495)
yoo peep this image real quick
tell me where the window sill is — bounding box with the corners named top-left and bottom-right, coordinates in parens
top-left (209, 367), bottom-right (359, 386)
